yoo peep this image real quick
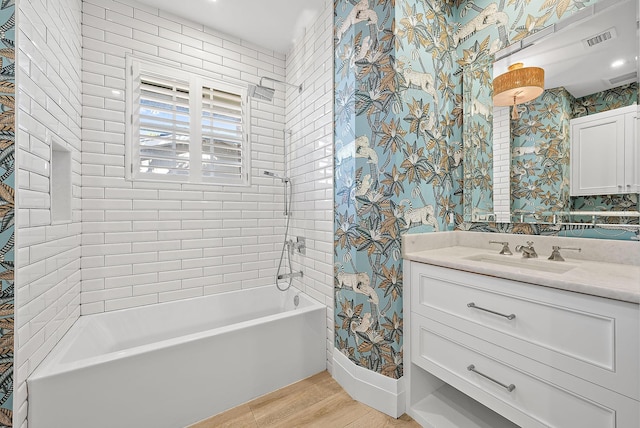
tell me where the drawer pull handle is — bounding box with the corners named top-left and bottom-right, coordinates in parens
top-left (467, 364), bottom-right (516, 392)
top-left (467, 302), bottom-right (516, 320)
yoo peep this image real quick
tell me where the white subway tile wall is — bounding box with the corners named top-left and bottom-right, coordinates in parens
top-left (286, 0), bottom-right (334, 372)
top-left (15, 0), bottom-right (334, 426)
top-left (81, 0), bottom-right (288, 314)
top-left (493, 106), bottom-right (511, 223)
top-left (16, 1), bottom-right (83, 427)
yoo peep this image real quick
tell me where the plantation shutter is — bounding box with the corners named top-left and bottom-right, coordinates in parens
top-left (138, 76), bottom-right (191, 177)
top-left (201, 86), bottom-right (245, 182)
top-left (128, 57), bottom-right (250, 185)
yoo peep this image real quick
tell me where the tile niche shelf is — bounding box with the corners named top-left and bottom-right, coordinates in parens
top-left (50, 137), bottom-right (72, 224)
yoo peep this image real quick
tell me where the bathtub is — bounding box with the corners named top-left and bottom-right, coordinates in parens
top-left (27, 286), bottom-right (326, 428)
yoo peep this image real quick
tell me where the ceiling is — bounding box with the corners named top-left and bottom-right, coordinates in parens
top-left (495, 0), bottom-right (638, 98)
top-left (134, 0), bottom-right (326, 54)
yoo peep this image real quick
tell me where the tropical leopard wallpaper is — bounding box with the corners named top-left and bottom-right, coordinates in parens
top-left (0, 0), bottom-right (13, 425)
top-left (332, 0), bottom-right (634, 378)
top-left (509, 87), bottom-right (573, 219)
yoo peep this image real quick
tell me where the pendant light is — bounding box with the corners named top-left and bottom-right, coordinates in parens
top-left (493, 62), bottom-right (544, 119)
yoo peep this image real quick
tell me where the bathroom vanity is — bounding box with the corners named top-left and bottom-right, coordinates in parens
top-left (402, 232), bottom-right (640, 428)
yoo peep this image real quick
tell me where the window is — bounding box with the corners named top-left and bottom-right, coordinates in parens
top-left (127, 58), bottom-right (250, 185)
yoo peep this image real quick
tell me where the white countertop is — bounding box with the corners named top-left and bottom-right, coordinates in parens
top-left (403, 232), bottom-right (640, 304)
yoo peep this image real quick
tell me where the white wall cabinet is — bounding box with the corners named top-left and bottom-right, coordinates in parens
top-left (404, 261), bottom-right (640, 428)
top-left (570, 104), bottom-right (638, 196)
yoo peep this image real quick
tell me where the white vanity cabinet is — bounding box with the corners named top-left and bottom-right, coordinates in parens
top-left (570, 104), bottom-right (638, 196)
top-left (404, 261), bottom-right (640, 428)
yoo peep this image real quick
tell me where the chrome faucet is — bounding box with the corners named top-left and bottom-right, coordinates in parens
top-left (515, 241), bottom-right (537, 258)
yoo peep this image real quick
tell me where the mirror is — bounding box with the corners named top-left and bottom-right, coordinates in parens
top-left (463, 0), bottom-right (639, 224)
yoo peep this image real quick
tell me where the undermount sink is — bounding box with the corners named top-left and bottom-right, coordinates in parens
top-left (464, 253), bottom-right (577, 274)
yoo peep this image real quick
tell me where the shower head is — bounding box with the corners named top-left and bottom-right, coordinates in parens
top-left (263, 170), bottom-right (289, 183)
top-left (248, 84), bottom-right (276, 102)
top-left (248, 77), bottom-right (302, 102)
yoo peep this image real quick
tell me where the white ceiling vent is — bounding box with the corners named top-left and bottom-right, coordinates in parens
top-left (608, 71), bottom-right (637, 86)
top-left (582, 27), bottom-right (617, 48)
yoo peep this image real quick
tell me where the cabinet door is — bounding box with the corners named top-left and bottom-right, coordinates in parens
top-left (571, 114), bottom-right (625, 196)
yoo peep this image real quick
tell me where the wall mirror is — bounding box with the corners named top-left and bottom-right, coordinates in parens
top-left (463, 0), bottom-right (639, 224)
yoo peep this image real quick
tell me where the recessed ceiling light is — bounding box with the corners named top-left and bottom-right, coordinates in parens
top-left (611, 59), bottom-right (625, 68)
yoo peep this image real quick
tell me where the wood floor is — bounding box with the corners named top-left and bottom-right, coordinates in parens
top-left (189, 371), bottom-right (421, 428)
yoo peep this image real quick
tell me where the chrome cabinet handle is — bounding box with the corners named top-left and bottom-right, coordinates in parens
top-left (467, 302), bottom-right (516, 320)
top-left (467, 364), bottom-right (516, 392)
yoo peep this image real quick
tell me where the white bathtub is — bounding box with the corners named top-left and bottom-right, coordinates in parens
top-left (27, 286), bottom-right (326, 428)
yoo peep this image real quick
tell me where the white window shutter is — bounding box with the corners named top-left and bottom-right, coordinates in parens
top-left (127, 57), bottom-right (250, 185)
top-left (138, 76), bottom-right (191, 177)
top-left (201, 86), bottom-right (245, 182)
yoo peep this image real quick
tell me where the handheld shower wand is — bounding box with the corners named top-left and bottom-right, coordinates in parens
top-left (263, 170), bottom-right (300, 291)
top-left (263, 170), bottom-right (290, 216)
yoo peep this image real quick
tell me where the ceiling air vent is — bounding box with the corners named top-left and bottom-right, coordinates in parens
top-left (609, 71), bottom-right (637, 86)
top-left (582, 27), bottom-right (617, 48)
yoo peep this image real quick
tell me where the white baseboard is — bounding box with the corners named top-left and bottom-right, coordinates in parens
top-left (332, 349), bottom-right (405, 418)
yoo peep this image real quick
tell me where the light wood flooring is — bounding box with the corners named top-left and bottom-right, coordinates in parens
top-left (189, 371), bottom-right (421, 428)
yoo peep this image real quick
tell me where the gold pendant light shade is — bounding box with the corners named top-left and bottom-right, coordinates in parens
top-left (493, 62), bottom-right (545, 107)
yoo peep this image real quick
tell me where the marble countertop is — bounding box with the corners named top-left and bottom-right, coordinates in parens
top-left (403, 232), bottom-right (640, 304)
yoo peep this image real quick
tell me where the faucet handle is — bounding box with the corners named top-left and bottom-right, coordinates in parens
top-left (489, 240), bottom-right (512, 255)
top-left (548, 246), bottom-right (581, 261)
top-left (526, 241), bottom-right (535, 247)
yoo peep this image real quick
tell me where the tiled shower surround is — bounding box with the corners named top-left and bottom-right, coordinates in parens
top-left (284, 0), bottom-right (335, 368)
top-left (15, 0), bottom-right (333, 427)
top-left (80, 0), bottom-right (290, 313)
top-left (16, 0), bottom-right (83, 426)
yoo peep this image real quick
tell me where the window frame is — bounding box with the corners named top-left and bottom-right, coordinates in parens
top-left (125, 56), bottom-right (251, 186)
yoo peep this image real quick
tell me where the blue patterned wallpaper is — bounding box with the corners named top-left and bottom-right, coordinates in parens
top-left (573, 82), bottom-right (638, 118)
top-left (334, 0), bottom-right (405, 379)
top-left (510, 87), bottom-right (572, 218)
top-left (0, 0), bottom-right (13, 425)
top-left (463, 55), bottom-right (493, 221)
top-left (333, 0), bottom-right (624, 378)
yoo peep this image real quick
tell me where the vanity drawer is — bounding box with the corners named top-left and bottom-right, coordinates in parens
top-left (410, 263), bottom-right (639, 400)
top-left (411, 313), bottom-right (640, 428)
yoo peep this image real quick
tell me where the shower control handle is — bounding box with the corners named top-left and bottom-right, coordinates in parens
top-left (277, 271), bottom-right (303, 280)
top-left (294, 237), bottom-right (306, 255)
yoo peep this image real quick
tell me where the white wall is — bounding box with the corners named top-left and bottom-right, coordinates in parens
top-left (493, 106), bottom-right (510, 223)
top-left (80, 0), bottom-right (289, 314)
top-left (285, 0), bottom-right (335, 371)
top-left (15, 0), bottom-right (83, 427)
